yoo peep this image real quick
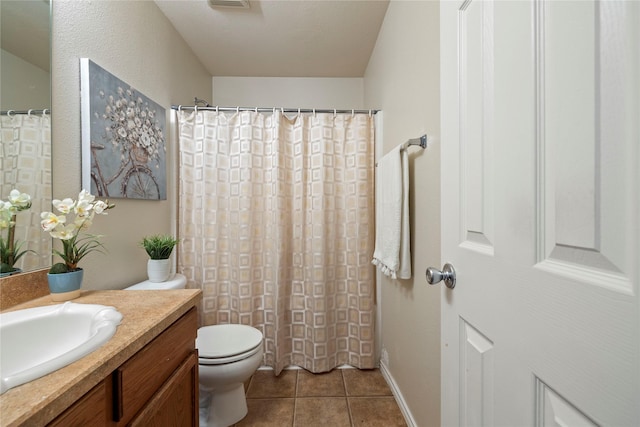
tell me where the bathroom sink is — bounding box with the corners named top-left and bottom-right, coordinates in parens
top-left (0, 302), bottom-right (123, 394)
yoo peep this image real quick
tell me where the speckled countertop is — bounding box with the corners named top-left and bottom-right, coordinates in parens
top-left (0, 289), bottom-right (202, 427)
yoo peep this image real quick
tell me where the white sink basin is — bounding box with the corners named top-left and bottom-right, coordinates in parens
top-left (0, 302), bottom-right (123, 394)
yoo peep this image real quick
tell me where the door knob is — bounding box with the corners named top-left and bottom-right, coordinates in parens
top-left (426, 263), bottom-right (456, 289)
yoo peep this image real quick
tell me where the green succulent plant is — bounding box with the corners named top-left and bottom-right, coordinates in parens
top-left (49, 262), bottom-right (70, 274)
top-left (139, 234), bottom-right (178, 260)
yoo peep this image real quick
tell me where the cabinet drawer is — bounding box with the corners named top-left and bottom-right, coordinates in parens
top-left (114, 308), bottom-right (197, 424)
top-left (48, 380), bottom-right (110, 427)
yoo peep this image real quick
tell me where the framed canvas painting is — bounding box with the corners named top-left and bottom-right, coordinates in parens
top-left (80, 58), bottom-right (166, 200)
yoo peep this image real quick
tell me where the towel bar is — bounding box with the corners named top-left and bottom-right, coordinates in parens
top-left (375, 134), bottom-right (427, 166)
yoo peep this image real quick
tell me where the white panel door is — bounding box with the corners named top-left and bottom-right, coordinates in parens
top-left (440, 0), bottom-right (639, 425)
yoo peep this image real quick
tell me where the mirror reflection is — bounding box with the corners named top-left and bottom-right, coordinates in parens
top-left (1, 0), bottom-right (52, 275)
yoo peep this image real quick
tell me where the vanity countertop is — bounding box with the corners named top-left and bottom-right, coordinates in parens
top-left (0, 289), bottom-right (202, 427)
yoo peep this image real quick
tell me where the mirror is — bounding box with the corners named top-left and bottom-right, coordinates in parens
top-left (1, 0), bottom-right (52, 274)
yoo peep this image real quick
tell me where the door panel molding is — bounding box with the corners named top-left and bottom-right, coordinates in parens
top-left (458, 0), bottom-right (495, 255)
top-left (535, 377), bottom-right (598, 427)
top-left (460, 318), bottom-right (494, 427)
top-left (534, 0), bottom-right (636, 295)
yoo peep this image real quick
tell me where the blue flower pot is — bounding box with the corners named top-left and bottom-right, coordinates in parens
top-left (0, 267), bottom-right (22, 278)
top-left (47, 268), bottom-right (83, 301)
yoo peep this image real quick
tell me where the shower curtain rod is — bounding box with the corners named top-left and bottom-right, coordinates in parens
top-left (1, 109), bottom-right (50, 116)
top-left (171, 105), bottom-right (379, 115)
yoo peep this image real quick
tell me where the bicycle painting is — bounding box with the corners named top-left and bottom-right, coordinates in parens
top-left (80, 58), bottom-right (166, 200)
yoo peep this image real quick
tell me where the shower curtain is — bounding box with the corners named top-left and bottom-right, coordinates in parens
top-left (0, 112), bottom-right (52, 270)
top-left (177, 109), bottom-right (376, 374)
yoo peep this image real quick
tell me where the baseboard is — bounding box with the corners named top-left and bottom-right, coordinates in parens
top-left (379, 362), bottom-right (417, 427)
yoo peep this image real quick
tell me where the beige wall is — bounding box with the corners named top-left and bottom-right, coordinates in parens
top-left (1, 49), bottom-right (50, 111)
top-left (364, 1), bottom-right (441, 426)
top-left (52, 1), bottom-right (211, 290)
top-left (212, 76), bottom-right (364, 109)
top-left (47, 2), bottom-right (441, 423)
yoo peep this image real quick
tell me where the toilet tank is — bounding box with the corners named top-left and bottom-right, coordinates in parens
top-left (124, 273), bottom-right (187, 290)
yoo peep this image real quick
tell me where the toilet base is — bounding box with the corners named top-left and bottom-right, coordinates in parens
top-left (200, 384), bottom-right (248, 427)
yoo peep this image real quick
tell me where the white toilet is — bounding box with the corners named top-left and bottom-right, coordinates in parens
top-left (124, 274), bottom-right (264, 427)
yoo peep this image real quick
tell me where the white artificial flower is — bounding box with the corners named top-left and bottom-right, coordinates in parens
top-left (8, 189), bottom-right (31, 209)
top-left (93, 200), bottom-right (109, 214)
top-left (50, 223), bottom-right (76, 240)
top-left (40, 212), bottom-right (66, 232)
top-left (53, 198), bottom-right (75, 214)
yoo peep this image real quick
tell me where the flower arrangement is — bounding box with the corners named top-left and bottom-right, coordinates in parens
top-left (0, 189), bottom-right (32, 274)
top-left (97, 86), bottom-right (165, 164)
top-left (139, 234), bottom-right (178, 260)
top-left (41, 190), bottom-right (115, 274)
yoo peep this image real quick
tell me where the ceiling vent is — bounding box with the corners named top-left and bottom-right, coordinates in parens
top-left (208, 0), bottom-right (250, 9)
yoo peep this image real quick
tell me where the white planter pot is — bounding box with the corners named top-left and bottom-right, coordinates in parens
top-left (147, 259), bottom-right (170, 282)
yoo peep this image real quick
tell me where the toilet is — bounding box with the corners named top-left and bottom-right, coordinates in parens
top-left (124, 274), bottom-right (264, 427)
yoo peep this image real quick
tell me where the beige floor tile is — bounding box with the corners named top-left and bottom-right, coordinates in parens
top-left (342, 369), bottom-right (393, 397)
top-left (297, 369), bottom-right (346, 397)
top-left (294, 397), bottom-right (351, 427)
top-left (247, 369), bottom-right (298, 398)
top-left (235, 398), bottom-right (295, 426)
top-left (348, 397), bottom-right (408, 426)
top-left (238, 369), bottom-right (407, 426)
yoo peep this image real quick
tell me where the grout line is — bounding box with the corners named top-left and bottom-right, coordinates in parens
top-left (346, 398), bottom-right (355, 425)
top-left (292, 370), bottom-right (298, 426)
top-left (341, 370), bottom-right (356, 426)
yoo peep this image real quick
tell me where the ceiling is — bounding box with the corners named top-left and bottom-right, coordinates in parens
top-left (0, 0), bottom-right (50, 71)
top-left (154, 0), bottom-right (390, 77)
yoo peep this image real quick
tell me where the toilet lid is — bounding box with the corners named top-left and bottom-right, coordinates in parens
top-left (197, 324), bottom-right (263, 359)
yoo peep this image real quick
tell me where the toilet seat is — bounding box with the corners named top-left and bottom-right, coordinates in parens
top-left (197, 324), bottom-right (263, 365)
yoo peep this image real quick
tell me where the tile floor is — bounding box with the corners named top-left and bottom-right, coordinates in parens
top-left (233, 368), bottom-right (407, 426)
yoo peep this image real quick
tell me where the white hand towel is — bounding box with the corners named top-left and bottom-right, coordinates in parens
top-left (372, 143), bottom-right (412, 279)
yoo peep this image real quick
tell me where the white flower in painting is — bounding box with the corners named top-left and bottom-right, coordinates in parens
top-left (99, 85), bottom-right (164, 163)
top-left (140, 133), bottom-right (150, 147)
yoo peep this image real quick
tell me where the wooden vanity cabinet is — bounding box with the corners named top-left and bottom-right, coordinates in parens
top-left (48, 307), bottom-right (198, 427)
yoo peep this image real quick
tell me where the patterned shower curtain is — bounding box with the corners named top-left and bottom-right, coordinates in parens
top-left (0, 112), bottom-right (52, 270)
top-left (177, 109), bottom-right (376, 374)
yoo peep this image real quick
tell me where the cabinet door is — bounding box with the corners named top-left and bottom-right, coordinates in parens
top-left (114, 308), bottom-right (197, 424)
top-left (48, 379), bottom-right (112, 427)
top-left (129, 351), bottom-right (198, 427)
